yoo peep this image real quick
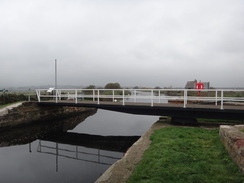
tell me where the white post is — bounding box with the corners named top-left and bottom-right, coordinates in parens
top-left (97, 90), bottom-right (100, 104)
top-left (158, 90), bottom-right (160, 103)
top-left (93, 90), bottom-right (95, 101)
top-left (134, 90), bottom-right (136, 103)
top-left (112, 90), bottom-right (115, 102)
top-left (183, 89), bottom-right (187, 108)
top-left (57, 90), bottom-right (60, 100)
top-left (75, 90), bottom-right (77, 104)
top-left (215, 90), bottom-right (218, 106)
top-left (122, 89), bottom-right (125, 105)
top-left (55, 89), bottom-right (58, 103)
top-left (221, 90), bottom-right (224, 110)
top-left (151, 90), bottom-right (153, 107)
top-left (36, 90), bottom-right (40, 102)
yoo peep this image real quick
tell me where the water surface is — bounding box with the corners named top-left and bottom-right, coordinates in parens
top-left (0, 109), bottom-right (158, 182)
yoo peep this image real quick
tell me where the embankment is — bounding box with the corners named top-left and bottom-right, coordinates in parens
top-left (97, 122), bottom-right (244, 182)
top-left (0, 102), bottom-right (97, 131)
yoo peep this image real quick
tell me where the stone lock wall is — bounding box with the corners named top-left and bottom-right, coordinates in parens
top-left (0, 102), bottom-right (96, 131)
top-left (219, 125), bottom-right (244, 173)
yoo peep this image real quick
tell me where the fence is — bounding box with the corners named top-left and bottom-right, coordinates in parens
top-left (36, 88), bottom-right (244, 110)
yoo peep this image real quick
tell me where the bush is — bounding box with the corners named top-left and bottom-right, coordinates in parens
top-left (0, 93), bottom-right (37, 105)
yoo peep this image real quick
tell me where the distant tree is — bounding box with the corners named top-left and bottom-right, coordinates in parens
top-left (0, 93), bottom-right (30, 105)
top-left (104, 82), bottom-right (121, 89)
top-left (154, 86), bottom-right (162, 89)
top-left (85, 85), bottom-right (96, 89)
top-left (83, 85), bottom-right (96, 96)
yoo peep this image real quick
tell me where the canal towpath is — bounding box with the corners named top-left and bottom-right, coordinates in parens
top-left (0, 102), bottom-right (23, 117)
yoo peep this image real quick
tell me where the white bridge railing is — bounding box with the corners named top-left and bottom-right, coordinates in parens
top-left (36, 88), bottom-right (244, 110)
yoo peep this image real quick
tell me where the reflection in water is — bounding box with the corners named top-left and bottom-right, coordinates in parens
top-left (0, 109), bottom-right (145, 182)
top-left (41, 132), bottom-right (140, 152)
top-left (37, 140), bottom-right (123, 172)
top-left (0, 109), bottom-right (97, 148)
top-left (35, 130), bottom-right (140, 172)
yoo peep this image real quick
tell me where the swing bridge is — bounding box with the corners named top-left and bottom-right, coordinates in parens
top-left (36, 88), bottom-right (244, 120)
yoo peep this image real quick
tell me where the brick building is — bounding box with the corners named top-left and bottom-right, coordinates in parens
top-left (185, 80), bottom-right (210, 89)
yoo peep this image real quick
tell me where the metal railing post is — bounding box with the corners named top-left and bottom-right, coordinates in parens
top-left (122, 89), bottom-right (125, 105)
top-left (112, 90), bottom-right (115, 102)
top-left (36, 90), bottom-right (40, 102)
top-left (93, 90), bottom-right (95, 101)
top-left (97, 90), bottom-right (100, 104)
top-left (183, 89), bottom-right (187, 108)
top-left (75, 90), bottom-right (77, 104)
top-left (221, 90), bottom-right (224, 110)
top-left (134, 90), bottom-right (136, 103)
top-left (215, 90), bottom-right (218, 106)
top-left (55, 89), bottom-right (58, 103)
top-left (58, 90), bottom-right (61, 100)
top-left (151, 90), bottom-right (153, 107)
top-left (158, 90), bottom-right (161, 103)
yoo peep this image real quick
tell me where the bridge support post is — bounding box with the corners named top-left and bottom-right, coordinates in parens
top-left (122, 90), bottom-right (125, 105)
top-left (112, 90), bottom-right (115, 102)
top-left (221, 90), bottom-right (224, 110)
top-left (215, 90), bottom-right (218, 106)
top-left (134, 90), bottom-right (136, 103)
top-left (183, 90), bottom-right (188, 108)
top-left (158, 90), bottom-right (161, 103)
top-left (55, 90), bottom-right (58, 103)
top-left (93, 90), bottom-right (95, 101)
top-left (97, 90), bottom-right (100, 104)
top-left (36, 90), bottom-right (41, 102)
top-left (151, 90), bottom-right (153, 107)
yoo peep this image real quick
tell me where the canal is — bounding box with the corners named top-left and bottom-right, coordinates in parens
top-left (0, 109), bottom-right (158, 183)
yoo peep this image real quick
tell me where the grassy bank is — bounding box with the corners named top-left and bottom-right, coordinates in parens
top-left (0, 101), bottom-right (23, 108)
top-left (127, 127), bottom-right (244, 183)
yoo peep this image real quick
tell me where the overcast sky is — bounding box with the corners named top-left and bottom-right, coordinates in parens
top-left (0, 0), bottom-right (244, 88)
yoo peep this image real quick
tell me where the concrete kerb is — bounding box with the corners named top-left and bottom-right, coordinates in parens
top-left (95, 121), bottom-right (170, 183)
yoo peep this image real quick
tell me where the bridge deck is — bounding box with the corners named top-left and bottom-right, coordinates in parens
top-left (39, 100), bottom-right (244, 109)
top-left (38, 100), bottom-right (244, 120)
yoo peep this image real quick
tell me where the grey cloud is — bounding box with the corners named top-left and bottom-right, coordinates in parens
top-left (0, 0), bottom-right (244, 88)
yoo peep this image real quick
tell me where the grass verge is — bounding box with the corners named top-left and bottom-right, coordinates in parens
top-left (127, 127), bottom-right (244, 183)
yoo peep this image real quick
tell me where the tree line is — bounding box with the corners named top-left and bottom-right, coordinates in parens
top-left (0, 93), bottom-right (38, 105)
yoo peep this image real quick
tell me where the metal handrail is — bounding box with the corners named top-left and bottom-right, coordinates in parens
top-left (36, 88), bottom-right (244, 110)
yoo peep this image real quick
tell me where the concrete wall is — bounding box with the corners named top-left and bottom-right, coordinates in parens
top-left (219, 125), bottom-right (244, 173)
top-left (0, 102), bottom-right (96, 131)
